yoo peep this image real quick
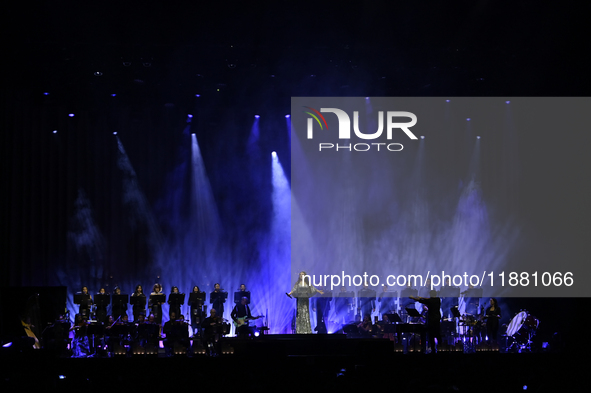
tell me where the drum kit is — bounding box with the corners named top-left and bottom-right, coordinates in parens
top-left (504, 310), bottom-right (539, 352)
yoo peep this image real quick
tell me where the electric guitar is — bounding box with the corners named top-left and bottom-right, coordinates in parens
top-left (233, 315), bottom-right (262, 327)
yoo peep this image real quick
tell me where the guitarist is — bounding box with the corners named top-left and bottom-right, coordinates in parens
top-left (231, 297), bottom-right (260, 338)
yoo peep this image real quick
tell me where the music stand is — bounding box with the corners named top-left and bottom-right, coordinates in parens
top-left (385, 313), bottom-right (402, 323)
top-left (74, 293), bottom-right (92, 306)
top-left (150, 293), bottom-right (166, 305)
top-left (234, 290), bottom-right (251, 304)
top-left (189, 292), bottom-right (205, 306)
top-left (405, 308), bottom-right (421, 318)
top-left (94, 294), bottom-right (110, 308)
top-left (112, 294), bottom-right (129, 308)
top-left (210, 291), bottom-right (228, 304)
top-left (169, 293), bottom-right (185, 306)
top-left (130, 295), bottom-right (146, 308)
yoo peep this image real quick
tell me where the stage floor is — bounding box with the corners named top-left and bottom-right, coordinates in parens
top-left (0, 335), bottom-right (581, 392)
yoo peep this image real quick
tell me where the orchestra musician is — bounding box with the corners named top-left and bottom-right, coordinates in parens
top-left (335, 286), bottom-right (354, 324)
top-left (439, 278), bottom-right (459, 320)
top-left (77, 286), bottom-right (92, 320)
top-left (149, 283), bottom-right (165, 325)
top-left (231, 296), bottom-right (260, 338)
top-left (131, 285), bottom-right (146, 322)
top-left (400, 283), bottom-right (417, 323)
top-left (210, 283), bottom-right (227, 319)
top-left (168, 286), bottom-right (182, 321)
top-left (358, 283), bottom-right (376, 321)
top-left (358, 314), bottom-right (375, 337)
top-left (202, 308), bottom-right (223, 356)
top-left (163, 312), bottom-right (177, 356)
top-left (377, 285), bottom-right (397, 318)
top-left (143, 314), bottom-right (160, 349)
top-left (234, 284), bottom-right (250, 304)
top-left (376, 314), bottom-right (395, 341)
top-left (70, 313), bottom-right (90, 357)
top-left (111, 286), bottom-right (127, 320)
top-left (95, 288), bottom-right (109, 324)
top-left (189, 286), bottom-right (205, 337)
top-left (484, 298), bottom-right (501, 344)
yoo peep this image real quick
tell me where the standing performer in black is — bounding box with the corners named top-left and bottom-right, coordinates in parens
top-left (210, 283), bottom-right (227, 319)
top-left (335, 286), bottom-right (354, 324)
top-left (189, 286), bottom-right (205, 337)
top-left (131, 285), bottom-right (146, 322)
top-left (358, 284), bottom-right (376, 321)
top-left (149, 283), bottom-right (165, 325)
top-left (111, 286), bottom-right (127, 320)
top-left (202, 308), bottom-right (223, 356)
top-left (95, 288), bottom-right (109, 324)
top-left (76, 286), bottom-right (92, 320)
top-left (377, 285), bottom-right (397, 318)
top-left (234, 284), bottom-right (250, 304)
top-left (410, 290), bottom-right (441, 354)
top-left (168, 286), bottom-right (182, 320)
top-left (484, 298), bottom-right (501, 344)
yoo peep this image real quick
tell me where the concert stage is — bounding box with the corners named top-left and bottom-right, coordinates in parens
top-left (1, 334), bottom-right (581, 392)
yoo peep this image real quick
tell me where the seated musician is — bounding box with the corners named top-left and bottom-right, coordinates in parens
top-left (376, 314), bottom-right (395, 340)
top-left (358, 314), bottom-right (375, 337)
top-left (143, 314), bottom-right (160, 348)
top-left (202, 309), bottom-right (222, 356)
top-left (163, 312), bottom-right (177, 356)
top-left (162, 313), bottom-right (190, 355)
top-left (70, 313), bottom-right (90, 358)
top-left (231, 296), bottom-right (259, 338)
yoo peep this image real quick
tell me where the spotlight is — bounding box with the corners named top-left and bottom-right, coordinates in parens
top-left (2, 342), bottom-right (12, 348)
top-left (477, 136), bottom-right (481, 139)
top-left (365, 97), bottom-right (369, 100)
top-left (187, 114), bottom-right (193, 118)
top-left (254, 332), bottom-right (260, 337)
top-left (195, 94), bottom-right (200, 97)
top-left (506, 101), bottom-right (510, 104)
top-left (68, 114), bottom-right (75, 117)
top-left (94, 71), bottom-right (103, 76)
top-left (43, 92), bottom-right (49, 96)
top-left (285, 114), bottom-right (290, 118)
top-left (271, 151), bottom-right (277, 158)
top-left (111, 94), bottom-right (117, 97)
top-left (420, 136), bottom-right (425, 139)
top-left (113, 132), bottom-right (117, 135)
top-left (53, 130), bottom-right (57, 134)
top-left (466, 118), bottom-right (470, 121)
top-left (58, 375), bottom-right (66, 380)
top-left (446, 99), bottom-right (450, 102)
top-left (254, 115), bottom-right (260, 118)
